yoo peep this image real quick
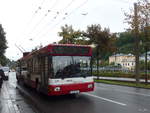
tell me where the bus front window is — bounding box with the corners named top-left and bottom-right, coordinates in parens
top-left (52, 56), bottom-right (92, 78)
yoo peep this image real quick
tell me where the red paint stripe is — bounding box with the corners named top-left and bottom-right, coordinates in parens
top-left (48, 82), bottom-right (94, 96)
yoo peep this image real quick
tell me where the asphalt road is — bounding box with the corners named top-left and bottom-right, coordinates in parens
top-left (0, 72), bottom-right (38, 113)
top-left (9, 72), bottom-right (150, 113)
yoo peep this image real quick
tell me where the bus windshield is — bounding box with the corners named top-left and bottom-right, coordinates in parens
top-left (52, 56), bottom-right (92, 78)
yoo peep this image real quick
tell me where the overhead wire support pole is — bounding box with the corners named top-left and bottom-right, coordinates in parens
top-left (134, 3), bottom-right (140, 85)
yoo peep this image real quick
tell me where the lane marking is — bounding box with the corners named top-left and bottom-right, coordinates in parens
top-left (84, 93), bottom-right (127, 106)
top-left (97, 87), bottom-right (150, 97)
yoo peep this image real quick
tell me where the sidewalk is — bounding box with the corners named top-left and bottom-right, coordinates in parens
top-left (94, 76), bottom-right (150, 83)
top-left (0, 74), bottom-right (37, 113)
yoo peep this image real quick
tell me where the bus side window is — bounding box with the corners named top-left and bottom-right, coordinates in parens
top-left (48, 56), bottom-right (53, 78)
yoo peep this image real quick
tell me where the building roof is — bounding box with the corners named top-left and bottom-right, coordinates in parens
top-left (111, 53), bottom-right (134, 57)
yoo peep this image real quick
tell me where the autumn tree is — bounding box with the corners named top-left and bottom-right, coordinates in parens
top-left (139, 0), bottom-right (150, 83)
top-left (0, 24), bottom-right (7, 66)
top-left (124, 0), bottom-right (150, 84)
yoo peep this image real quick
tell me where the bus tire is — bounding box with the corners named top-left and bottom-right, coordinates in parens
top-left (17, 77), bottom-right (20, 83)
top-left (70, 93), bottom-right (79, 98)
top-left (36, 83), bottom-right (40, 92)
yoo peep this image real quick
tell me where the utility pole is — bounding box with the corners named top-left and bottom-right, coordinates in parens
top-left (96, 46), bottom-right (99, 79)
top-left (144, 15), bottom-right (149, 84)
top-left (134, 3), bottom-right (140, 84)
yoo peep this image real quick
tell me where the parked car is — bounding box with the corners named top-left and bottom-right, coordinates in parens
top-left (0, 67), bottom-right (10, 80)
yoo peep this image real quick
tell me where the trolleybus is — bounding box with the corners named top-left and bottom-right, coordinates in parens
top-left (16, 44), bottom-right (94, 96)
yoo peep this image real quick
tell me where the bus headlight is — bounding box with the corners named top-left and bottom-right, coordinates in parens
top-left (88, 84), bottom-right (93, 88)
top-left (54, 87), bottom-right (61, 91)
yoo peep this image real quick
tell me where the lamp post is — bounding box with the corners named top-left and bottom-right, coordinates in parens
top-left (144, 14), bottom-right (150, 84)
top-left (90, 44), bottom-right (99, 79)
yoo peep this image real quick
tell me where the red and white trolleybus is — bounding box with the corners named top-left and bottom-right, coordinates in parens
top-left (16, 44), bottom-right (94, 96)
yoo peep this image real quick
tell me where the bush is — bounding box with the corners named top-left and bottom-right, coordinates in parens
top-left (93, 71), bottom-right (150, 79)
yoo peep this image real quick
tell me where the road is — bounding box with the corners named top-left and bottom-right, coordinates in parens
top-left (9, 72), bottom-right (150, 113)
top-left (0, 72), bottom-right (38, 113)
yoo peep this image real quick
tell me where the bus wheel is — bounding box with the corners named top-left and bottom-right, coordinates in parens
top-left (17, 77), bottom-right (20, 84)
top-left (36, 83), bottom-right (40, 92)
top-left (70, 94), bottom-right (79, 98)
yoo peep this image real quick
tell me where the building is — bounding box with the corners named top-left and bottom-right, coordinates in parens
top-left (109, 51), bottom-right (150, 70)
top-left (109, 53), bottom-right (135, 70)
top-left (140, 51), bottom-right (150, 61)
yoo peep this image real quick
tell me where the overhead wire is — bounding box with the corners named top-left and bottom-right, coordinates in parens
top-left (25, 0), bottom-right (131, 49)
top-left (36, 0), bottom-right (89, 41)
top-left (34, 0), bottom-right (46, 15)
top-left (114, 0), bottom-right (135, 4)
top-left (27, 0), bottom-right (60, 36)
top-left (17, 0), bottom-right (47, 46)
top-left (28, 0), bottom-right (77, 42)
top-left (15, 0), bottom-right (49, 52)
top-left (16, 0), bottom-right (137, 53)
top-left (25, 0), bottom-right (47, 27)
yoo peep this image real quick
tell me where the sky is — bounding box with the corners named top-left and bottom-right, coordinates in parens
top-left (0, 0), bottom-right (137, 61)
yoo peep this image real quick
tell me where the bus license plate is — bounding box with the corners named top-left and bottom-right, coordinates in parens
top-left (70, 90), bottom-right (79, 94)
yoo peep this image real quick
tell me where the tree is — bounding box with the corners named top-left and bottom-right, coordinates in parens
top-left (116, 31), bottom-right (145, 54)
top-left (83, 24), bottom-right (116, 60)
top-left (138, 0), bottom-right (150, 83)
top-left (58, 24), bottom-right (83, 44)
top-left (124, 0), bottom-right (150, 84)
top-left (83, 24), bottom-right (116, 77)
top-left (0, 24), bottom-right (7, 66)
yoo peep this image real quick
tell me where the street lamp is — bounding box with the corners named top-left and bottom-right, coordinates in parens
top-left (90, 43), bottom-right (99, 79)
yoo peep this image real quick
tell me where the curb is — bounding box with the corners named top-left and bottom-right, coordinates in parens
top-left (95, 79), bottom-right (150, 89)
top-left (16, 85), bottom-right (45, 113)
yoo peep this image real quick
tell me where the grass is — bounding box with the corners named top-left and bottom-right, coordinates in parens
top-left (95, 79), bottom-right (150, 89)
top-left (93, 71), bottom-right (150, 79)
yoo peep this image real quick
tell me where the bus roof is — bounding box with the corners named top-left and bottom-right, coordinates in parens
top-left (19, 44), bottom-right (92, 61)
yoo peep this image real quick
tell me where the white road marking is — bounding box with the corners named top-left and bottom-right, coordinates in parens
top-left (97, 87), bottom-right (150, 97)
top-left (84, 93), bottom-right (127, 106)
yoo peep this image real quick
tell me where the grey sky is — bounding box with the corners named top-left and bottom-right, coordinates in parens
top-left (0, 0), bottom-right (137, 60)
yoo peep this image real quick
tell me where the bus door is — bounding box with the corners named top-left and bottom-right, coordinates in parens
top-left (40, 56), bottom-right (49, 87)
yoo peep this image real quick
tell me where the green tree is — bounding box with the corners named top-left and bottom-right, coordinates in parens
top-left (116, 31), bottom-right (145, 54)
top-left (83, 24), bottom-right (116, 60)
top-left (58, 24), bottom-right (83, 44)
top-left (125, 0), bottom-right (150, 83)
top-left (0, 24), bottom-right (7, 66)
top-left (83, 24), bottom-right (116, 78)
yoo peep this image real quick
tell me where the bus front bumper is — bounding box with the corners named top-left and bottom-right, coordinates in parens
top-left (48, 82), bottom-right (94, 96)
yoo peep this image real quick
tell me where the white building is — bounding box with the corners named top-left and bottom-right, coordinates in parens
top-left (109, 51), bottom-right (150, 70)
top-left (109, 53), bottom-right (135, 70)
